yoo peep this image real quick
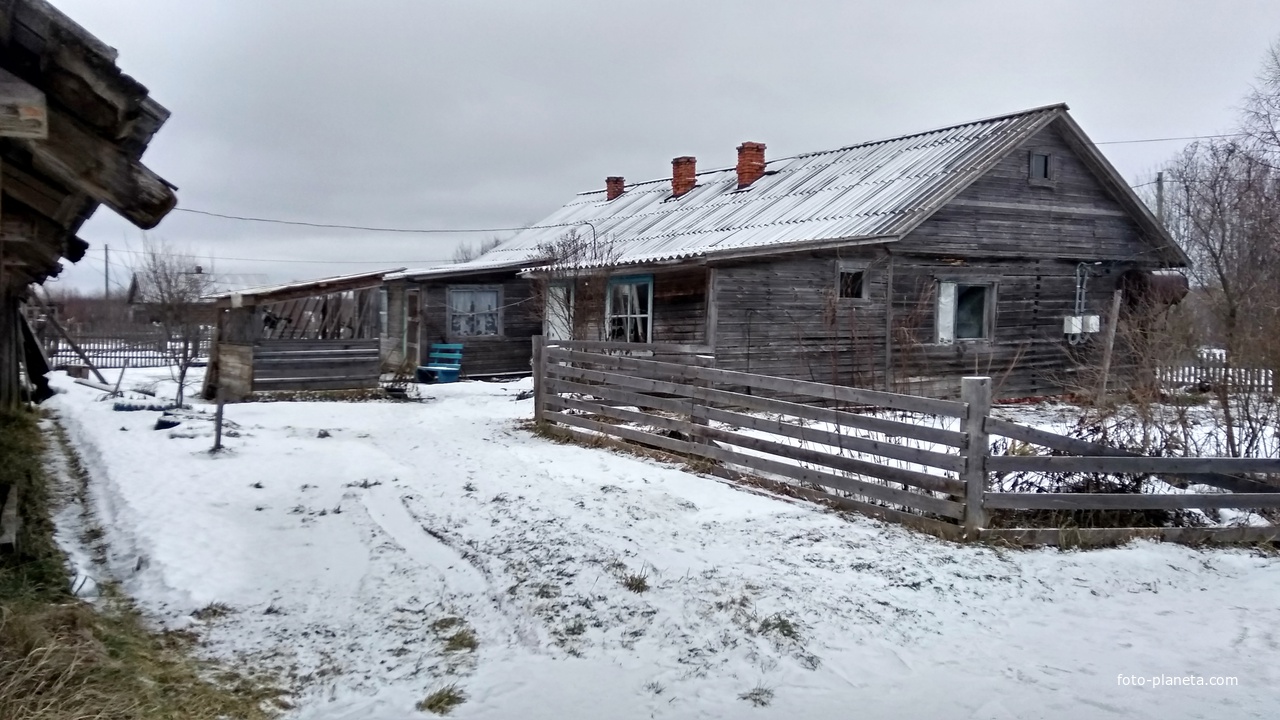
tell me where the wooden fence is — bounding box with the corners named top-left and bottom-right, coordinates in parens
top-left (1160, 362), bottom-right (1275, 393)
top-left (248, 338), bottom-right (381, 393)
top-left (532, 337), bottom-right (1280, 546)
top-left (45, 329), bottom-right (213, 369)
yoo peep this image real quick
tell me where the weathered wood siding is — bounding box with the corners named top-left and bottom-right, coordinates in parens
top-left (886, 256), bottom-right (1120, 398)
top-left (217, 343), bottom-right (253, 400)
top-left (896, 122), bottom-right (1166, 264)
top-left (711, 249), bottom-right (891, 389)
top-left (708, 122), bottom-right (1170, 399)
top-left (250, 339), bottom-right (380, 393)
top-left (382, 281), bottom-right (407, 370)
top-left (417, 271), bottom-right (539, 377)
top-left (571, 267), bottom-right (709, 345)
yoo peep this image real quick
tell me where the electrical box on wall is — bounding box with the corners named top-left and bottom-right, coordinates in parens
top-left (1063, 315), bottom-right (1101, 334)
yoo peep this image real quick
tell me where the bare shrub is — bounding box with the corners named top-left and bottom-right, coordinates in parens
top-left (130, 239), bottom-right (216, 406)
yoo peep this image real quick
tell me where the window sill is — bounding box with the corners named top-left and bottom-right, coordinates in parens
top-left (1028, 178), bottom-right (1057, 189)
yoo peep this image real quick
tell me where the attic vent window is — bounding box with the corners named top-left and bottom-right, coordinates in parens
top-left (1029, 152), bottom-right (1054, 185)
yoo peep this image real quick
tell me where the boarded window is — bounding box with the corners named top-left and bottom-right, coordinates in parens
top-left (606, 276), bottom-right (652, 343)
top-left (937, 282), bottom-right (992, 343)
top-left (1030, 152), bottom-right (1052, 181)
top-left (448, 286), bottom-right (501, 336)
top-left (838, 270), bottom-right (866, 299)
top-left (545, 283), bottom-right (573, 341)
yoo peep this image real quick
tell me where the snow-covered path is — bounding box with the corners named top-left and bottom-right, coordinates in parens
top-left (48, 370), bottom-right (1280, 719)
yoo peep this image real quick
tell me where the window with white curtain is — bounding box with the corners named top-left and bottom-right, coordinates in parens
top-left (606, 276), bottom-right (652, 343)
top-left (448, 286), bottom-right (501, 336)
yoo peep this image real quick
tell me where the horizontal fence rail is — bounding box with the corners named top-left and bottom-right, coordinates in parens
top-left (534, 338), bottom-right (969, 528)
top-left (530, 337), bottom-right (1280, 547)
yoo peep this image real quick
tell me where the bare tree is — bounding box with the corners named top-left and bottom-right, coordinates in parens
top-left (1160, 138), bottom-right (1280, 456)
top-left (452, 236), bottom-right (504, 264)
top-left (131, 239), bottom-right (216, 405)
top-left (530, 228), bottom-right (620, 341)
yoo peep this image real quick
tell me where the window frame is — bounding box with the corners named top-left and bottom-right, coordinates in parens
top-left (936, 279), bottom-right (998, 344)
top-left (836, 261), bottom-right (871, 303)
top-left (605, 274), bottom-right (654, 344)
top-left (446, 284), bottom-right (504, 338)
top-left (1028, 150), bottom-right (1056, 187)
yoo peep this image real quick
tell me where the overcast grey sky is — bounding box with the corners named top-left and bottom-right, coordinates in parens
top-left (48, 0), bottom-right (1280, 293)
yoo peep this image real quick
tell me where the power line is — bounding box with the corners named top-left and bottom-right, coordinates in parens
top-left (82, 246), bottom-right (449, 266)
top-left (172, 207), bottom-right (556, 235)
top-left (1096, 133), bottom-right (1241, 146)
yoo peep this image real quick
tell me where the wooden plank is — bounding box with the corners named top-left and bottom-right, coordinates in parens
top-left (537, 422), bottom-right (966, 541)
top-left (988, 455), bottom-right (1280, 475)
top-left (546, 362), bottom-right (966, 446)
top-left (0, 68), bottom-right (47, 139)
top-left (547, 375), bottom-right (965, 474)
top-left (251, 376), bottom-right (379, 391)
top-left (984, 491), bottom-right (1280, 511)
top-left (532, 335), bottom-right (546, 424)
top-left (961, 377), bottom-right (991, 535)
top-left (977, 526), bottom-right (1280, 547)
top-left (986, 416), bottom-right (1279, 493)
top-left (547, 376), bottom-right (962, 491)
top-left (547, 346), bottom-right (968, 417)
top-left (550, 340), bottom-right (714, 354)
top-left (547, 396), bottom-right (965, 511)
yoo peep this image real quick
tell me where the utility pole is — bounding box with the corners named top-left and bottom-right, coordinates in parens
top-left (104, 244), bottom-right (109, 299)
top-left (1156, 172), bottom-right (1165, 226)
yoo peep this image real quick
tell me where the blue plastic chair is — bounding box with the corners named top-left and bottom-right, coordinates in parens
top-left (416, 343), bottom-right (463, 383)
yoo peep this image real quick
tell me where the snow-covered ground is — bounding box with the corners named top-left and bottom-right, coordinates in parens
top-left (45, 368), bottom-right (1280, 719)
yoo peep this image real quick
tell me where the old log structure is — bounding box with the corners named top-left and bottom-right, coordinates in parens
top-left (386, 104), bottom-right (1188, 399)
top-left (203, 269), bottom-right (404, 401)
top-left (0, 0), bottom-right (175, 409)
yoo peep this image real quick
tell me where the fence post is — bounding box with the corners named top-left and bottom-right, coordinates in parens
top-left (532, 335), bottom-right (546, 424)
top-left (211, 385), bottom-right (226, 453)
top-left (961, 376), bottom-right (992, 539)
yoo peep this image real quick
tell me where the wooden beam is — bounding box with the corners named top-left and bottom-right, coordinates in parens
top-left (17, 102), bottom-right (175, 229)
top-left (985, 491), bottom-right (1280, 511)
top-left (0, 67), bottom-right (46, 139)
top-left (988, 455), bottom-right (1280, 475)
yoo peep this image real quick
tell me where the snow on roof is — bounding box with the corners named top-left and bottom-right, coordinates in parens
top-left (466, 104), bottom-right (1068, 271)
top-left (207, 268), bottom-right (405, 301)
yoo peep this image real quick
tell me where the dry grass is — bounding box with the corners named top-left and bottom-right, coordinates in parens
top-left (416, 683), bottom-right (467, 715)
top-left (0, 409), bottom-right (283, 720)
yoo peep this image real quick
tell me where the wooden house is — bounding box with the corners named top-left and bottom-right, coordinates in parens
top-left (202, 269), bottom-right (403, 400)
top-left (0, 1), bottom-right (175, 408)
top-left (381, 262), bottom-right (540, 378)
top-left (386, 104), bottom-right (1188, 398)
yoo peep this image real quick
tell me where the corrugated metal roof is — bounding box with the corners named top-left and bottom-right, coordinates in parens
top-left (208, 268), bottom-right (405, 301)
top-left (455, 104), bottom-right (1066, 272)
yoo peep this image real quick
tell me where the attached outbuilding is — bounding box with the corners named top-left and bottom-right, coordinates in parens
top-left (203, 269), bottom-right (403, 401)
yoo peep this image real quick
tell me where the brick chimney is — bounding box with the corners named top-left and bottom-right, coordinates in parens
top-left (606, 176), bottom-right (625, 201)
top-left (671, 156), bottom-right (696, 198)
top-left (736, 142), bottom-right (766, 188)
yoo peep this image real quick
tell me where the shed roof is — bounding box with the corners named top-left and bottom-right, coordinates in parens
top-left (210, 268), bottom-right (405, 308)
top-left (427, 103), bottom-right (1185, 276)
